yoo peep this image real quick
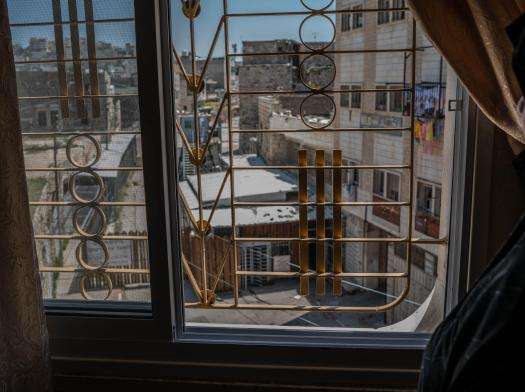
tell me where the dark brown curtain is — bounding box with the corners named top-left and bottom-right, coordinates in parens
top-left (408, 0), bottom-right (525, 143)
top-left (0, 1), bottom-right (52, 390)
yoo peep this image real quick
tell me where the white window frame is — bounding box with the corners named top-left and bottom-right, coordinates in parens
top-left (417, 180), bottom-right (442, 217)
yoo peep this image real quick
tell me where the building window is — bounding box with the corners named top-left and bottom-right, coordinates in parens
top-left (378, 0), bottom-right (391, 25)
top-left (350, 85), bottom-right (362, 109)
top-left (389, 85), bottom-right (404, 112)
top-left (392, 0), bottom-right (406, 21)
top-left (340, 85), bottom-right (350, 107)
top-left (434, 187), bottom-right (442, 217)
top-left (417, 181), bottom-right (441, 215)
top-left (373, 170), bottom-right (385, 196)
top-left (416, 181), bottom-right (442, 238)
top-left (37, 111), bottom-right (47, 127)
top-left (50, 110), bottom-right (59, 126)
top-left (341, 9), bottom-right (352, 32)
top-left (412, 246), bottom-right (426, 270)
top-left (393, 243), bottom-right (407, 259)
top-left (412, 247), bottom-right (438, 276)
top-left (343, 159), bottom-right (360, 187)
top-left (352, 5), bottom-right (364, 29)
top-left (375, 85), bottom-right (388, 111)
top-left (386, 172), bottom-right (400, 201)
top-left (424, 253), bottom-right (438, 277)
top-left (374, 171), bottom-right (400, 201)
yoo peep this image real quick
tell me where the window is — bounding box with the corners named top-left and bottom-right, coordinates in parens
top-left (342, 6), bottom-right (363, 32)
top-left (11, 1), bottom-right (473, 372)
top-left (416, 182), bottom-right (442, 238)
top-left (350, 85), bottom-right (362, 109)
top-left (14, 0), bottom-right (151, 304)
top-left (376, 85), bottom-right (388, 111)
top-left (417, 181), bottom-right (441, 216)
top-left (37, 111), bottom-right (47, 127)
top-left (373, 170), bottom-right (385, 196)
top-left (352, 5), bottom-right (364, 29)
top-left (50, 110), bottom-right (59, 126)
top-left (434, 187), bottom-right (442, 217)
top-left (412, 247), bottom-right (437, 277)
top-left (343, 159), bottom-right (360, 188)
top-left (341, 9), bottom-right (352, 32)
top-left (373, 171), bottom-right (400, 201)
top-left (424, 253), bottom-right (438, 277)
top-left (389, 85), bottom-right (404, 112)
top-left (392, 0), bottom-right (406, 21)
top-left (386, 172), bottom-right (400, 201)
top-left (340, 84), bottom-right (350, 107)
top-left (378, 0), bottom-right (391, 25)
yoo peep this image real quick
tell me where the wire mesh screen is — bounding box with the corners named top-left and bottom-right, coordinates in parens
top-left (173, 0), bottom-right (449, 326)
top-left (11, 0), bottom-right (150, 302)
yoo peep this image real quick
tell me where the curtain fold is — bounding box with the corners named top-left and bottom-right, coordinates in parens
top-left (408, 0), bottom-right (525, 143)
top-left (0, 0), bottom-right (52, 390)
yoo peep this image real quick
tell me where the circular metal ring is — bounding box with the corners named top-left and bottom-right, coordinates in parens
top-left (69, 170), bottom-right (105, 204)
top-left (299, 13), bottom-right (336, 52)
top-left (80, 271), bottom-right (113, 301)
top-left (299, 52), bottom-right (336, 91)
top-left (76, 238), bottom-right (110, 271)
top-left (66, 133), bottom-right (102, 169)
top-left (299, 93), bottom-right (337, 130)
top-left (300, 0), bottom-right (334, 12)
top-left (73, 205), bottom-right (107, 238)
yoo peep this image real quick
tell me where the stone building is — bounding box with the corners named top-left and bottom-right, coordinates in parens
top-left (334, 0), bottom-right (446, 323)
top-left (238, 39), bottom-right (335, 152)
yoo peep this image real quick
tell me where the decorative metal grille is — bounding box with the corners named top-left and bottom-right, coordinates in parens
top-left (175, 0), bottom-right (447, 313)
top-left (15, 0), bottom-right (149, 301)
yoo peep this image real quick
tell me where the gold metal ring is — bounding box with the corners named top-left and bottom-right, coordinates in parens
top-left (300, 0), bottom-right (334, 12)
top-left (69, 169), bottom-right (105, 204)
top-left (73, 205), bottom-right (107, 238)
top-left (79, 271), bottom-right (113, 301)
top-left (76, 238), bottom-right (110, 271)
top-left (299, 92), bottom-right (337, 129)
top-left (66, 133), bottom-right (102, 169)
top-left (299, 52), bottom-right (337, 91)
top-left (299, 13), bottom-right (336, 52)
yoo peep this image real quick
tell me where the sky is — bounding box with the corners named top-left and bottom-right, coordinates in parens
top-left (7, 0), bottom-right (336, 57)
top-left (172, 0), bottom-right (336, 58)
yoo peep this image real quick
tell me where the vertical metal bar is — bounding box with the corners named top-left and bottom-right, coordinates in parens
top-left (315, 150), bottom-right (326, 296)
top-left (52, 0), bottom-right (69, 118)
top-left (298, 150), bottom-right (309, 295)
top-left (223, 0), bottom-right (239, 306)
top-left (183, 1), bottom-right (208, 304)
top-left (68, 0), bottom-right (86, 119)
top-left (333, 150), bottom-right (342, 296)
top-left (406, 18), bottom-right (417, 293)
top-left (84, 0), bottom-right (101, 118)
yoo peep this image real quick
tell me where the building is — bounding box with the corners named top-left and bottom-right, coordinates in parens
top-left (238, 39), bottom-right (335, 152)
top-left (249, 1), bottom-right (446, 323)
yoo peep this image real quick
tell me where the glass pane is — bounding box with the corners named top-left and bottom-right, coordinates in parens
top-left (10, 0), bottom-right (151, 304)
top-left (173, 0), bottom-right (454, 330)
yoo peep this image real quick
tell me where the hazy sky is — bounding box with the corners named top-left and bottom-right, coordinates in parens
top-left (7, 0), bottom-right (336, 56)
